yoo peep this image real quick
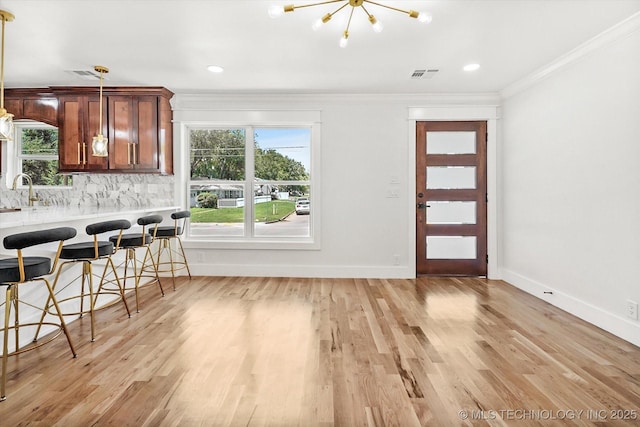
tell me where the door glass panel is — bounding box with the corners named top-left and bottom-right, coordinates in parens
top-left (426, 166), bottom-right (476, 189)
top-left (427, 201), bottom-right (476, 224)
top-left (426, 131), bottom-right (476, 154)
top-left (426, 236), bottom-right (477, 259)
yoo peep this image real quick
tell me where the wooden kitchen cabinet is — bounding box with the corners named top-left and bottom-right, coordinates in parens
top-left (5, 88), bottom-right (58, 126)
top-left (52, 87), bottom-right (173, 174)
top-left (4, 87), bottom-right (173, 175)
top-left (106, 88), bottom-right (173, 174)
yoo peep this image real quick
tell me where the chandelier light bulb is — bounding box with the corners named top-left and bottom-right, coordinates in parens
top-left (369, 15), bottom-right (383, 33)
top-left (417, 12), bottom-right (432, 23)
top-left (313, 12), bottom-right (332, 31)
top-left (339, 31), bottom-right (349, 48)
top-left (268, 5), bottom-right (285, 18)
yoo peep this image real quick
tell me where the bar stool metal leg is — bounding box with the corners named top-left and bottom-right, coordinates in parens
top-left (33, 220), bottom-right (132, 343)
top-left (152, 210), bottom-right (192, 290)
top-left (103, 215), bottom-right (164, 313)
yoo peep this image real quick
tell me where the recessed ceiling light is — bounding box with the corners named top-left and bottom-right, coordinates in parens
top-left (463, 63), bottom-right (480, 72)
top-left (207, 65), bottom-right (224, 73)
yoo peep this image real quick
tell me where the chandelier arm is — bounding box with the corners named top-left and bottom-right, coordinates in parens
top-left (327, 2), bottom-right (350, 17)
top-left (291, 0), bottom-right (343, 11)
top-left (362, 0), bottom-right (412, 15)
top-left (344, 5), bottom-right (356, 35)
top-left (360, 4), bottom-right (373, 19)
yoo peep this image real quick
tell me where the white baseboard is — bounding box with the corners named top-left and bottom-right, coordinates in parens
top-left (501, 269), bottom-right (640, 348)
top-left (190, 263), bottom-right (414, 279)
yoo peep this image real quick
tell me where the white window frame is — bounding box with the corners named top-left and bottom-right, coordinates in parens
top-left (6, 121), bottom-right (71, 189)
top-left (179, 111), bottom-right (321, 251)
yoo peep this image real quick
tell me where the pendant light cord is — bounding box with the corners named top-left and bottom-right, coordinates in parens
top-left (98, 69), bottom-right (103, 134)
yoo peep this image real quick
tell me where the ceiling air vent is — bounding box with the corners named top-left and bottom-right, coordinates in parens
top-left (411, 69), bottom-right (439, 79)
top-left (65, 69), bottom-right (106, 81)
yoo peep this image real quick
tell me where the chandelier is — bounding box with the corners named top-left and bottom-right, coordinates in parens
top-left (269, 0), bottom-right (432, 48)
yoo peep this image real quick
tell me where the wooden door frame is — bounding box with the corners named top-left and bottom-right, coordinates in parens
top-left (408, 105), bottom-right (499, 279)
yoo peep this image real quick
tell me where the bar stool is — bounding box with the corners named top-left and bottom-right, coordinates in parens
top-left (102, 215), bottom-right (164, 312)
top-left (0, 227), bottom-right (78, 401)
top-left (151, 210), bottom-right (192, 290)
top-left (34, 219), bottom-right (132, 342)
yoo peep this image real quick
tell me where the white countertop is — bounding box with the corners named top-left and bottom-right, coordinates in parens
top-left (0, 205), bottom-right (181, 229)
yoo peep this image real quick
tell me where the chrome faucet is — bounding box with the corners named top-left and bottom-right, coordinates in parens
top-left (11, 173), bottom-right (39, 207)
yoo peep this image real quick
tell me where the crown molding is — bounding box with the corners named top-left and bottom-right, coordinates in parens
top-left (172, 92), bottom-right (501, 110)
top-left (501, 11), bottom-right (640, 99)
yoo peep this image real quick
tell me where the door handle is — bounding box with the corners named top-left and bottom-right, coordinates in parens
top-left (417, 203), bottom-right (431, 209)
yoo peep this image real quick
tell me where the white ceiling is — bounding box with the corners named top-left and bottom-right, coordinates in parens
top-left (2, 0), bottom-right (640, 95)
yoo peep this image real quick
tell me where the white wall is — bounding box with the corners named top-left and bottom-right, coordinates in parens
top-left (501, 26), bottom-right (640, 346)
top-left (172, 94), bottom-right (500, 279)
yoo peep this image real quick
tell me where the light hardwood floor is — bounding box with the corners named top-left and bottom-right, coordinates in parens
top-left (0, 276), bottom-right (639, 426)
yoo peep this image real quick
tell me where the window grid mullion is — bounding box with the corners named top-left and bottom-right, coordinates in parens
top-left (245, 126), bottom-right (256, 238)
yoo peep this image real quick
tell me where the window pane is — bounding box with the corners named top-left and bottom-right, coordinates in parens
top-left (22, 159), bottom-right (70, 186)
top-left (17, 125), bottom-right (67, 187)
top-left (190, 129), bottom-right (245, 180)
top-left (21, 128), bottom-right (59, 155)
top-left (189, 183), bottom-right (245, 237)
top-left (255, 191), bottom-right (311, 237)
top-left (254, 128), bottom-right (310, 180)
top-left (253, 128), bottom-right (311, 237)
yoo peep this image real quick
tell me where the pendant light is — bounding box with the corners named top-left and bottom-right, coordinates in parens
top-left (91, 65), bottom-right (109, 157)
top-left (0, 10), bottom-right (15, 141)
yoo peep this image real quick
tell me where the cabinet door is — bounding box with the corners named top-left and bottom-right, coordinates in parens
top-left (108, 96), bottom-right (134, 170)
top-left (134, 96), bottom-right (159, 171)
top-left (108, 95), bottom-right (159, 172)
top-left (58, 96), bottom-right (108, 172)
top-left (58, 98), bottom-right (84, 171)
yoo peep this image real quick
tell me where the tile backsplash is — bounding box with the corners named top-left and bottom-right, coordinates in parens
top-left (0, 174), bottom-right (175, 208)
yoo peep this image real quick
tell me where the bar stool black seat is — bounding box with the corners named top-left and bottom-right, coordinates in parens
top-left (34, 219), bottom-right (132, 342)
top-left (152, 210), bottom-right (192, 290)
top-left (0, 227), bottom-right (78, 401)
top-left (103, 214), bottom-right (164, 312)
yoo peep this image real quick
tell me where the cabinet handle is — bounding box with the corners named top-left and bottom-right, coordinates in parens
top-left (128, 142), bottom-right (138, 165)
top-left (77, 143), bottom-right (87, 165)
